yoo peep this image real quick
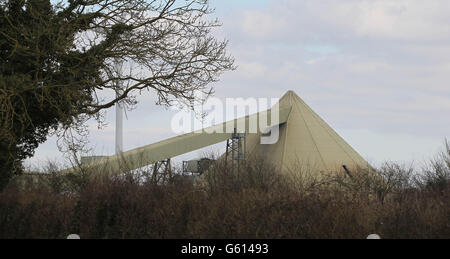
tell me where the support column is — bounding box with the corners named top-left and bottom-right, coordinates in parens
top-left (225, 128), bottom-right (247, 172)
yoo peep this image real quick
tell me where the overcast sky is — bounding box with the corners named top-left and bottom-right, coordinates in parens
top-left (26, 0), bottom-right (450, 170)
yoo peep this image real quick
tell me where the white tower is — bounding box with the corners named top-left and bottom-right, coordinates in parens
top-left (114, 58), bottom-right (124, 155)
top-left (115, 100), bottom-right (123, 155)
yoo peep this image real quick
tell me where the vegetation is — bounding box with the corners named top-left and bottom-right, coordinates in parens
top-left (0, 142), bottom-right (448, 239)
top-left (1, 0), bottom-right (446, 240)
top-left (0, 0), bottom-right (234, 189)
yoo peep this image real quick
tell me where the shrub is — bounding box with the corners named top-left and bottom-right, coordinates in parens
top-left (0, 143), bottom-right (449, 239)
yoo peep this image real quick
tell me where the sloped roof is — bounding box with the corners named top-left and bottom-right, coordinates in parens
top-left (245, 91), bottom-right (369, 173)
top-left (64, 104), bottom-right (292, 174)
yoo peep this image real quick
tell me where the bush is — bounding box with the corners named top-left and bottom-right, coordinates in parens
top-left (0, 143), bottom-right (449, 239)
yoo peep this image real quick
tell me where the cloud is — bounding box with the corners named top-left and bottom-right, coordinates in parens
top-left (28, 0), bottom-right (450, 167)
top-left (211, 0), bottom-right (450, 164)
top-left (236, 0), bottom-right (450, 43)
top-left (240, 10), bottom-right (289, 39)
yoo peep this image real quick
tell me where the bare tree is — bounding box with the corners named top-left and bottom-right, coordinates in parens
top-left (0, 0), bottom-right (235, 187)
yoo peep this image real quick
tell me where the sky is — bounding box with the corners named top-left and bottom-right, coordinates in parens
top-left (25, 0), bottom-right (450, 170)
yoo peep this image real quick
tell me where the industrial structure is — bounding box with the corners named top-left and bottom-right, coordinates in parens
top-left (244, 91), bottom-right (369, 173)
top-left (77, 91), bottom-right (370, 177)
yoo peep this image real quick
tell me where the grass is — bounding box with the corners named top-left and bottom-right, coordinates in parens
top-left (0, 142), bottom-right (449, 239)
